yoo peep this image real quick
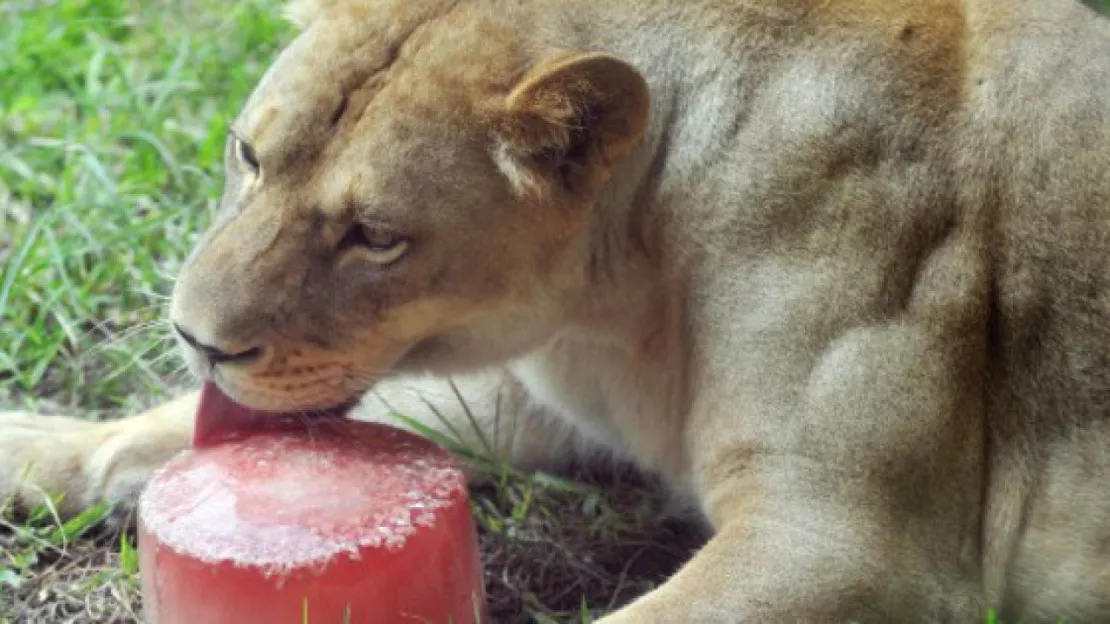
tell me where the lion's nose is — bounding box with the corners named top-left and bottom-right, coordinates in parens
top-left (173, 323), bottom-right (263, 366)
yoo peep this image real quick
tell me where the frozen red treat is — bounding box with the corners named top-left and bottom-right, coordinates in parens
top-left (137, 382), bottom-right (486, 624)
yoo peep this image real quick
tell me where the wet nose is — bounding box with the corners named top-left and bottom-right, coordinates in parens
top-left (173, 323), bottom-right (263, 366)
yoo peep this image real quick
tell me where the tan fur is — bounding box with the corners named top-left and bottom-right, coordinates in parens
top-left (5, 0), bottom-right (1110, 620)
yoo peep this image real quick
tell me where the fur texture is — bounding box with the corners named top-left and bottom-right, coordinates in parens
top-left (5, 0), bottom-right (1110, 620)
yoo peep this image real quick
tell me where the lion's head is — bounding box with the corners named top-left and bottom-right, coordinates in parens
top-left (169, 0), bottom-right (651, 412)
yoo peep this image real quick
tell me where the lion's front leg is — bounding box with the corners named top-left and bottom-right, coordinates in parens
top-left (0, 369), bottom-right (577, 520)
top-left (601, 240), bottom-right (993, 621)
top-left (597, 465), bottom-right (986, 623)
top-left (0, 391), bottom-right (199, 518)
top-left (598, 357), bottom-right (989, 623)
top-left (593, 512), bottom-right (904, 623)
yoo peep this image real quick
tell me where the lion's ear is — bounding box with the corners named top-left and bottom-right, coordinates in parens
top-left (495, 52), bottom-right (651, 197)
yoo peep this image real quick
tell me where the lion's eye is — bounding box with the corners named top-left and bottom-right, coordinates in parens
top-left (340, 224), bottom-right (411, 265)
top-left (233, 135), bottom-right (260, 174)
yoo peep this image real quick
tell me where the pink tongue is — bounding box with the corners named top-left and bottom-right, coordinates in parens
top-left (193, 382), bottom-right (273, 448)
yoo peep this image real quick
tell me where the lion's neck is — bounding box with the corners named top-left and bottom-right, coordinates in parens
top-left (524, 0), bottom-right (776, 327)
top-left (502, 0), bottom-right (815, 484)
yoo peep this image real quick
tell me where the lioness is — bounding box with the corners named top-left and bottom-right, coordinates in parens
top-left (5, 0), bottom-right (1110, 620)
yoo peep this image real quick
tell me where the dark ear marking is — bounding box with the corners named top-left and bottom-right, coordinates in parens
top-left (530, 118), bottom-right (594, 189)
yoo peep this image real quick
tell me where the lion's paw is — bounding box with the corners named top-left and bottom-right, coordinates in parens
top-left (0, 411), bottom-right (111, 517)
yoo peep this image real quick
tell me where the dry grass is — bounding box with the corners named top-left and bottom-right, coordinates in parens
top-left (471, 465), bottom-right (707, 622)
top-left (1, 524), bottom-right (143, 623)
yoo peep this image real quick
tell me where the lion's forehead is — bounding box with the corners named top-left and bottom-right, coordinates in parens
top-left (236, 0), bottom-right (523, 183)
top-left (234, 38), bottom-right (392, 164)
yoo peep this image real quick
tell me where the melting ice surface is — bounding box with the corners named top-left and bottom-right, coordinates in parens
top-left (138, 422), bottom-right (467, 576)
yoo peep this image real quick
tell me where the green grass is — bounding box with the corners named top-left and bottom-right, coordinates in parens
top-left (0, 0), bottom-right (298, 617)
top-left (0, 490), bottom-right (141, 621)
top-left (0, 0), bottom-right (295, 415)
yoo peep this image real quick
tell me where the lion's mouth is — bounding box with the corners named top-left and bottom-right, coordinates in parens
top-left (193, 381), bottom-right (359, 448)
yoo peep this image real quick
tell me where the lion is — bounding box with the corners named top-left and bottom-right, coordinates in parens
top-left (5, 0), bottom-right (1110, 620)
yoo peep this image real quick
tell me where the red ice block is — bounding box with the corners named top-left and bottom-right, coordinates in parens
top-left (137, 383), bottom-right (486, 624)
